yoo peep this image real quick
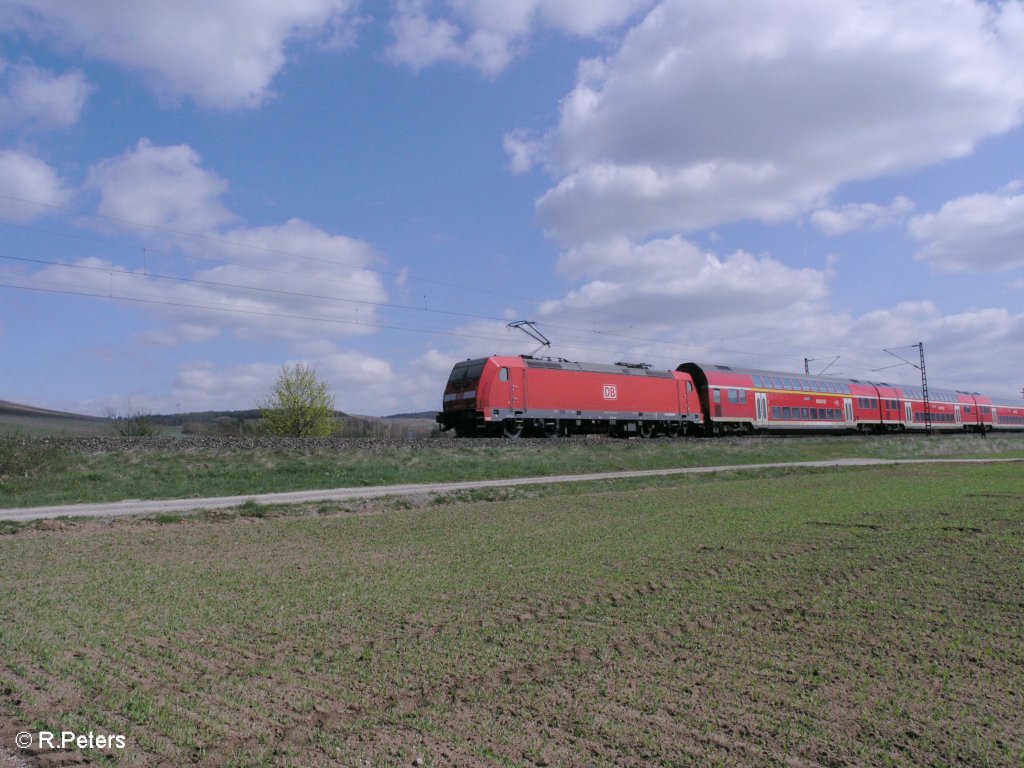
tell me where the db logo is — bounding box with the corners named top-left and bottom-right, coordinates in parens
top-left (603, 384), bottom-right (618, 400)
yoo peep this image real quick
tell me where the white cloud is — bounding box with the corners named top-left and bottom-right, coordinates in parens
top-left (838, 302), bottom-right (1024, 396)
top-left (811, 196), bottom-right (915, 236)
top-left (0, 0), bottom-right (359, 109)
top-left (387, 0), bottom-right (650, 75)
top-left (909, 186), bottom-right (1024, 272)
top-left (0, 148), bottom-right (72, 222)
top-left (0, 60), bottom-right (92, 128)
top-left (158, 352), bottom-right (402, 415)
top-left (519, 0), bottom-right (1024, 244)
top-left (528, 236), bottom-right (831, 360)
top-left (85, 139), bottom-right (236, 234)
top-left (503, 129), bottom-right (543, 174)
top-left (541, 236), bottom-right (829, 325)
top-left (20, 140), bottom-right (391, 344)
top-left (170, 360), bottom-right (281, 411)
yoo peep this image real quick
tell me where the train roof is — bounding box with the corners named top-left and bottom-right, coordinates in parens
top-left (522, 356), bottom-right (675, 378)
top-left (677, 361), bottom-right (970, 402)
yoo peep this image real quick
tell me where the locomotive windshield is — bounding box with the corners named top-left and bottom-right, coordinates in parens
top-left (447, 359), bottom-right (486, 386)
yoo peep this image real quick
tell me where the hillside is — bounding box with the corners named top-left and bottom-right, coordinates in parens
top-left (0, 401), bottom-right (439, 439)
top-left (0, 400), bottom-right (109, 437)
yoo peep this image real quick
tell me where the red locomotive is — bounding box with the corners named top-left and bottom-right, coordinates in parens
top-left (439, 355), bottom-right (1024, 437)
top-left (438, 355), bottom-right (702, 437)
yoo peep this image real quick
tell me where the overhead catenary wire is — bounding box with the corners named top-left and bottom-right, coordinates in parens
top-left (0, 251), bottom-right (825, 366)
top-left (0, 192), bottom-right (921, 373)
top-left (0, 193), bottom-right (822, 349)
top-left (0, 194), bottom-right (656, 326)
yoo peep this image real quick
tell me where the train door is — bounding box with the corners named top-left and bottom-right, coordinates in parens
top-left (844, 398), bottom-right (854, 424)
top-left (955, 405), bottom-right (961, 425)
top-left (905, 401), bottom-right (913, 426)
top-left (508, 366), bottom-right (526, 413)
top-left (755, 392), bottom-right (769, 427)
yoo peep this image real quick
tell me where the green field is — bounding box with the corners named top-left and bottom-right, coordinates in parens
top-left (2, 432), bottom-right (1024, 509)
top-left (1, 462), bottom-right (1022, 766)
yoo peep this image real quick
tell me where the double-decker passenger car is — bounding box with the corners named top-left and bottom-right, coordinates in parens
top-left (678, 362), bottom-right (1006, 434)
top-left (988, 396), bottom-right (1024, 430)
top-left (678, 362), bottom-right (858, 434)
top-left (437, 355), bottom-right (702, 437)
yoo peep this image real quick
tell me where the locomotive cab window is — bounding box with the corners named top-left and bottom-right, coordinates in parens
top-left (448, 361), bottom-right (486, 385)
top-left (499, 367), bottom-right (509, 382)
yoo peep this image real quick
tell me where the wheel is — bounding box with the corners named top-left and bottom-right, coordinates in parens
top-left (639, 422), bottom-right (655, 439)
top-left (503, 420), bottom-right (523, 439)
top-left (541, 420), bottom-right (559, 438)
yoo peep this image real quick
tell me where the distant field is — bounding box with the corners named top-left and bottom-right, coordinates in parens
top-left (1, 432), bottom-right (1023, 509)
top-left (1, 463), bottom-right (1021, 766)
top-left (0, 400), bottom-right (437, 441)
top-left (0, 400), bottom-right (110, 438)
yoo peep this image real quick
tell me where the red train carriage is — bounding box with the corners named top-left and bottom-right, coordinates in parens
top-left (437, 355), bottom-right (702, 437)
top-left (960, 393), bottom-right (993, 431)
top-left (891, 385), bottom-right (970, 431)
top-left (989, 396), bottom-right (1024, 430)
top-left (677, 362), bottom-right (859, 434)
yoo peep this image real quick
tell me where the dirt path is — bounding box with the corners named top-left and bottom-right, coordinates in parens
top-left (1, 457), bottom-right (1020, 523)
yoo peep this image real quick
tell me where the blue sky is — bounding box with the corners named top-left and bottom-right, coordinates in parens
top-left (1, 0), bottom-right (1023, 416)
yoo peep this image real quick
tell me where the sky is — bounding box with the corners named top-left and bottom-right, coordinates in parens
top-left (1, 0), bottom-right (1023, 417)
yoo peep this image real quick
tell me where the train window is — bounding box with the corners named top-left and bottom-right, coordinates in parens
top-left (782, 407), bottom-right (791, 419)
top-left (499, 367), bottom-right (509, 382)
top-left (728, 389), bottom-right (737, 403)
top-left (810, 408), bottom-right (818, 419)
top-left (713, 389), bottom-right (721, 404)
top-left (801, 408), bottom-right (810, 419)
top-left (753, 375), bottom-right (762, 387)
top-left (772, 406), bottom-right (781, 419)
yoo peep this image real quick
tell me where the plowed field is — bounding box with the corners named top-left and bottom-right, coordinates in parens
top-left (2, 462), bottom-right (1022, 766)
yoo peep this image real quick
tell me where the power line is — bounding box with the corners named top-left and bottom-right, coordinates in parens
top-left (1, 193), bottom-right (932, 373)
top-left (0, 194), bottom-right (654, 325)
top-left (0, 276), bottom-right (822, 368)
top-left (0, 251), bottom-right (813, 364)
